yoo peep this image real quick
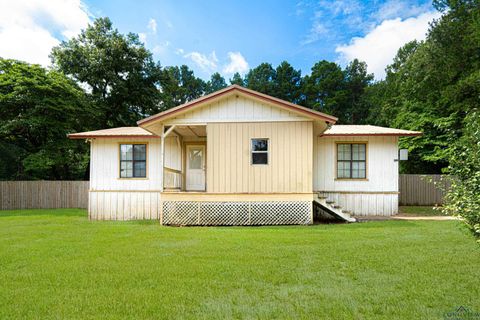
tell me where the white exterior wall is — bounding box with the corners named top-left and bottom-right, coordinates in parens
top-left (90, 137), bottom-right (162, 191)
top-left (207, 121), bottom-right (313, 193)
top-left (314, 136), bottom-right (399, 216)
top-left (89, 137), bottom-right (165, 220)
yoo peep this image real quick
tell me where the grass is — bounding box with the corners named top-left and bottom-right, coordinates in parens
top-left (399, 206), bottom-right (445, 216)
top-left (0, 209), bottom-right (479, 319)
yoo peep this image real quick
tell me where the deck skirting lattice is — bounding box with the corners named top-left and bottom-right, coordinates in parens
top-left (162, 201), bottom-right (311, 226)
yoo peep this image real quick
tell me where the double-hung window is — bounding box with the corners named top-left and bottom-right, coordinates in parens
top-left (251, 138), bottom-right (268, 165)
top-left (120, 144), bottom-right (147, 178)
top-left (337, 143), bottom-right (366, 179)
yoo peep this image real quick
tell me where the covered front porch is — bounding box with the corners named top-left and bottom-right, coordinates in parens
top-left (160, 124), bottom-right (207, 192)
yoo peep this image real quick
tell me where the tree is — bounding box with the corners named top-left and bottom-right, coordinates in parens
top-left (343, 59), bottom-right (374, 124)
top-left (303, 60), bottom-right (345, 115)
top-left (205, 72), bottom-right (227, 94)
top-left (229, 72), bottom-right (244, 86)
top-left (443, 110), bottom-right (480, 238)
top-left (159, 65), bottom-right (206, 110)
top-left (244, 63), bottom-right (276, 95)
top-left (0, 59), bottom-right (90, 180)
top-left (363, 0), bottom-right (480, 173)
top-left (50, 17), bottom-right (162, 128)
top-left (274, 61), bottom-right (302, 103)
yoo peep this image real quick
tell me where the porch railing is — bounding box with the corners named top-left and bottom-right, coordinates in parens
top-left (163, 167), bottom-right (182, 190)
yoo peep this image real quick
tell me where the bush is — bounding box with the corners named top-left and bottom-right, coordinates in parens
top-left (442, 110), bottom-right (480, 238)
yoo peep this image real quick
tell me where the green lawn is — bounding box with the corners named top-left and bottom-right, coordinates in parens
top-left (0, 209), bottom-right (479, 319)
top-left (399, 206), bottom-right (445, 216)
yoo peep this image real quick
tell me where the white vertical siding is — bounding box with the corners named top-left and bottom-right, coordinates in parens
top-left (163, 136), bottom-right (182, 171)
top-left (89, 191), bottom-right (161, 220)
top-left (314, 135), bottom-right (399, 216)
top-left (314, 136), bottom-right (399, 192)
top-left (319, 192), bottom-right (398, 216)
top-left (165, 95), bottom-right (312, 124)
top-left (207, 121), bottom-right (313, 193)
top-left (89, 137), bottom-right (163, 191)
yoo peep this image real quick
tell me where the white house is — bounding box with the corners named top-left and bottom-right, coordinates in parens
top-left (69, 85), bottom-right (421, 225)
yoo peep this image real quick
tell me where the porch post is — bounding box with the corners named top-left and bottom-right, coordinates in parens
top-left (160, 124), bottom-right (165, 192)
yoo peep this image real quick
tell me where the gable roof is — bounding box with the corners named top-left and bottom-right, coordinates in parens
top-left (68, 127), bottom-right (159, 139)
top-left (321, 125), bottom-right (422, 137)
top-left (137, 85), bottom-right (337, 126)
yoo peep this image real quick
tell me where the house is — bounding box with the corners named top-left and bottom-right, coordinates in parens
top-left (69, 85), bottom-right (421, 225)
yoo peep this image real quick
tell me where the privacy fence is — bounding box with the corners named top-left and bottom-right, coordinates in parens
top-left (0, 181), bottom-right (89, 210)
top-left (0, 175), bottom-right (449, 210)
top-left (399, 174), bottom-right (451, 206)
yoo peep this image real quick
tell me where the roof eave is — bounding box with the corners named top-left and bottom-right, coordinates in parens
top-left (68, 134), bottom-right (160, 139)
top-left (319, 133), bottom-right (422, 137)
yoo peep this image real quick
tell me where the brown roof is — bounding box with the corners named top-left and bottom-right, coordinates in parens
top-left (137, 84), bottom-right (338, 126)
top-left (68, 127), bottom-right (159, 139)
top-left (321, 125), bottom-right (422, 137)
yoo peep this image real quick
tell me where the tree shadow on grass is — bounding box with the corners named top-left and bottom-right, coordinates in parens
top-left (0, 208), bottom-right (87, 218)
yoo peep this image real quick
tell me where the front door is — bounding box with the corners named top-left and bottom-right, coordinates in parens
top-left (186, 145), bottom-right (206, 191)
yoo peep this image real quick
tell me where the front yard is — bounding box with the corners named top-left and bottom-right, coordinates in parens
top-left (0, 209), bottom-right (479, 319)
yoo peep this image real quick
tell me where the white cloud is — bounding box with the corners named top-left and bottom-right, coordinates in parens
top-left (152, 41), bottom-right (170, 56)
top-left (222, 52), bottom-right (249, 75)
top-left (376, 0), bottom-right (432, 21)
top-left (138, 32), bottom-right (147, 44)
top-left (184, 51), bottom-right (218, 72)
top-left (302, 21), bottom-right (329, 45)
top-left (148, 18), bottom-right (157, 34)
top-left (0, 0), bottom-right (90, 66)
top-left (335, 11), bottom-right (441, 79)
top-left (175, 48), bottom-right (184, 55)
top-left (165, 20), bottom-right (173, 29)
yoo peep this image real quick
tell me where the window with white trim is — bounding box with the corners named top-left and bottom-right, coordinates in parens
top-left (120, 144), bottom-right (147, 178)
top-left (251, 139), bottom-right (268, 165)
top-left (337, 143), bottom-right (366, 179)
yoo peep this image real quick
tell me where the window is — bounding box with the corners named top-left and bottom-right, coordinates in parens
top-left (251, 138), bottom-right (268, 165)
top-left (120, 144), bottom-right (147, 178)
top-left (337, 143), bottom-right (366, 179)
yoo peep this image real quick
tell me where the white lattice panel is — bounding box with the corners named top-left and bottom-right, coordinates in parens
top-left (251, 201), bottom-right (311, 225)
top-left (199, 202), bottom-right (249, 225)
top-left (162, 201), bottom-right (311, 226)
top-left (162, 201), bottom-right (198, 225)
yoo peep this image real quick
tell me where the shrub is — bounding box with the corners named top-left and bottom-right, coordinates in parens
top-left (442, 110), bottom-right (480, 239)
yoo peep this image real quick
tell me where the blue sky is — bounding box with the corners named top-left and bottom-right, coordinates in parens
top-left (0, 0), bottom-right (441, 80)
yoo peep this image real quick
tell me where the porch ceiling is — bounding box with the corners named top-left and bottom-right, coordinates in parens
top-left (173, 125), bottom-right (206, 138)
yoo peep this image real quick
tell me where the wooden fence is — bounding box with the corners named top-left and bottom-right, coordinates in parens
top-left (0, 175), bottom-right (449, 210)
top-left (399, 174), bottom-right (451, 206)
top-left (0, 181), bottom-right (89, 210)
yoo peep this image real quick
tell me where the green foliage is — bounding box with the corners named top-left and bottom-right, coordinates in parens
top-left (366, 0), bottom-right (480, 173)
top-left (229, 72), bottom-right (244, 86)
top-left (205, 72), bottom-right (227, 94)
top-left (443, 110), bottom-right (480, 238)
top-left (51, 17), bottom-right (163, 127)
top-left (273, 61), bottom-right (302, 103)
top-left (303, 60), bottom-right (345, 114)
top-left (159, 65), bottom-right (206, 110)
top-left (303, 59), bottom-right (373, 123)
top-left (0, 59), bottom-right (90, 180)
top-left (244, 62), bottom-right (277, 95)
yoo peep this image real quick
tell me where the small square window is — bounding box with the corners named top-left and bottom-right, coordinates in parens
top-left (120, 144), bottom-right (147, 178)
top-left (251, 139), bottom-right (268, 165)
top-left (337, 143), bottom-right (366, 179)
